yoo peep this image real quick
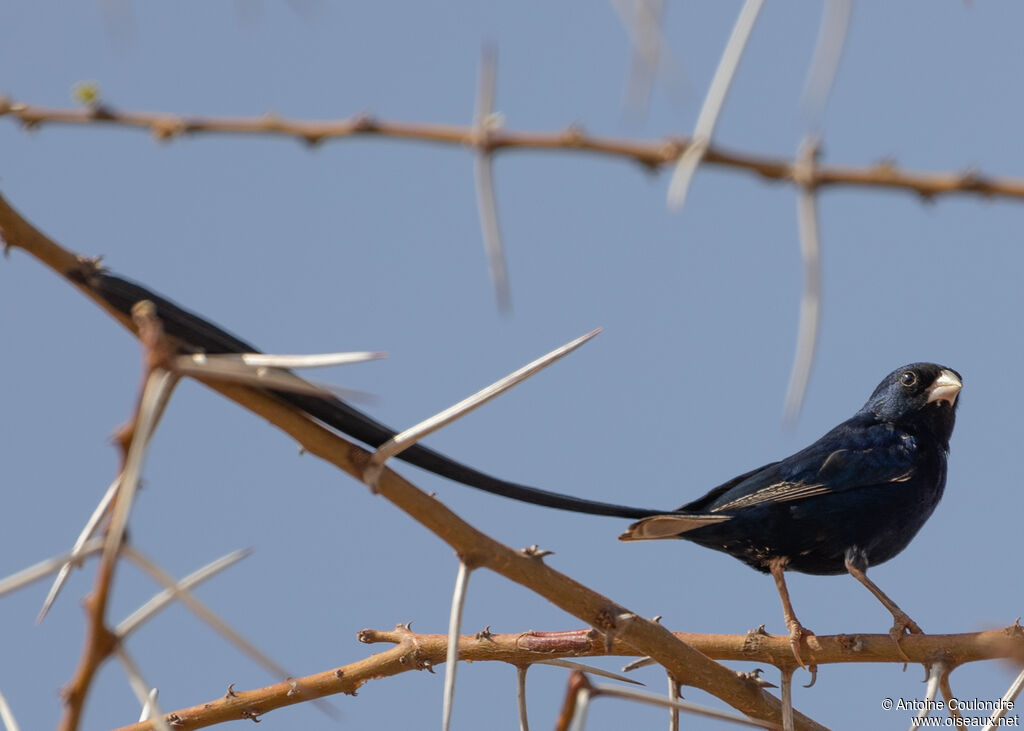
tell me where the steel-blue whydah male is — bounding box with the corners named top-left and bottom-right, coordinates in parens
top-left (73, 266), bottom-right (962, 668)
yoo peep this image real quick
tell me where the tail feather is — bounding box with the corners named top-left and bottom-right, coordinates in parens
top-left (619, 513), bottom-right (732, 541)
top-left (78, 271), bottom-right (671, 520)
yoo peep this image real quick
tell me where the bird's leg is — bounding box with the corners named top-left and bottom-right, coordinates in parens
top-left (768, 558), bottom-right (816, 670)
top-left (844, 552), bottom-right (923, 663)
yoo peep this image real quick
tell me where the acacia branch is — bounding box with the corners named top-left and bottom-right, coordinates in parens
top-left (2, 96), bottom-right (1024, 201)
top-left (111, 624), bottom-right (1024, 730)
top-left (0, 190), bottom-right (823, 730)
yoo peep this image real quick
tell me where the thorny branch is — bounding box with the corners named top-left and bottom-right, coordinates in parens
top-left (111, 625), bottom-right (1024, 731)
top-left (3, 96), bottom-right (1024, 201)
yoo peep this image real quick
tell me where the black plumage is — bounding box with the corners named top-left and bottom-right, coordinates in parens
top-left (620, 363), bottom-right (962, 666)
top-left (72, 269), bottom-right (665, 516)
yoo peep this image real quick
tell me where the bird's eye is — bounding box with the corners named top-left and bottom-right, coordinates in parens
top-left (899, 371), bottom-right (918, 388)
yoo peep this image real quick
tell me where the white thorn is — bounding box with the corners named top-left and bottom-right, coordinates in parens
top-left (116, 548), bottom-right (252, 638)
top-left (667, 0), bottom-right (763, 210)
top-left (0, 538), bottom-right (104, 600)
top-left (38, 477), bottom-right (121, 623)
top-left (367, 328), bottom-right (601, 481)
top-left (0, 687), bottom-right (21, 731)
top-left (117, 647), bottom-right (172, 731)
top-left (442, 562), bottom-right (472, 731)
top-left (516, 666), bottom-right (530, 731)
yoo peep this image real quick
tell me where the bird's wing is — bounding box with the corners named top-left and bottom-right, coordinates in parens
top-left (675, 462), bottom-right (780, 512)
top-left (693, 425), bottom-right (918, 514)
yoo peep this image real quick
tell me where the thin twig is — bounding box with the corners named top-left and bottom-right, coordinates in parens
top-left (111, 622), bottom-right (1024, 731)
top-left (3, 98), bottom-right (1024, 201)
top-left (357, 625), bottom-right (1023, 672)
top-left (666, 0), bottom-right (763, 210)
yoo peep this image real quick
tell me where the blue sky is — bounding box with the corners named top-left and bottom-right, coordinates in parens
top-left (1, 2), bottom-right (1022, 729)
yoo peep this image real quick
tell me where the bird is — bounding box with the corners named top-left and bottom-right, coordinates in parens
top-left (619, 362), bottom-right (962, 668)
top-left (72, 268), bottom-right (961, 666)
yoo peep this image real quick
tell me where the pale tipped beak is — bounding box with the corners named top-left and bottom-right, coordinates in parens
top-left (926, 369), bottom-right (962, 406)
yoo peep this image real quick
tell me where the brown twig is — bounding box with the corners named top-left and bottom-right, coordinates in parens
top-left (2, 97), bottom-right (1024, 201)
top-left (111, 625), bottom-right (1024, 731)
top-left (60, 306), bottom-right (179, 730)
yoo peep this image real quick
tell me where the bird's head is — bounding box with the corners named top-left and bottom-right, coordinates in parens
top-left (862, 363), bottom-right (962, 447)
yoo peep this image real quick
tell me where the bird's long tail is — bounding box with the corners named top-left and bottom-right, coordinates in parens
top-left (74, 269), bottom-right (667, 520)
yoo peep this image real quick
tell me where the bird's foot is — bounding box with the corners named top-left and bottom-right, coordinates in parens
top-left (785, 619), bottom-right (818, 671)
top-left (889, 611), bottom-right (924, 663)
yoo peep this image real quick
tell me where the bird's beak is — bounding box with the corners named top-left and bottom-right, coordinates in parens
top-left (926, 369), bottom-right (962, 406)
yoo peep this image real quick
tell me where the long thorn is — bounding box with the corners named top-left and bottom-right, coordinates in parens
top-left (365, 328), bottom-right (601, 484)
top-left (173, 355), bottom-right (376, 403)
top-left (591, 684), bottom-right (779, 729)
top-left (780, 668), bottom-right (794, 731)
top-left (121, 547), bottom-right (342, 722)
top-left (800, 0), bottom-right (853, 130)
top-left (537, 659), bottom-right (644, 686)
top-left (668, 674), bottom-right (680, 731)
top-left (910, 661), bottom-right (945, 731)
top-left (516, 666), bottom-right (530, 731)
top-left (473, 43), bottom-right (511, 312)
top-left (442, 562), bottom-right (472, 731)
top-left (0, 687), bottom-right (20, 731)
top-left (122, 547), bottom-right (290, 680)
top-left (116, 548), bottom-right (252, 638)
top-left (37, 478), bottom-right (121, 623)
top-left (784, 138), bottom-right (822, 424)
top-left (982, 666), bottom-right (1024, 731)
top-left (667, 0), bottom-right (763, 210)
top-left (103, 369), bottom-right (178, 569)
top-left (139, 688), bottom-right (158, 721)
top-left (116, 647), bottom-right (172, 731)
top-left (238, 350), bottom-right (386, 369)
top-left (0, 538), bottom-right (104, 599)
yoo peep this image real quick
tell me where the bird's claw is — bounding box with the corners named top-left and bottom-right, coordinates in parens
top-left (785, 620), bottom-right (818, 671)
top-left (888, 612), bottom-right (924, 664)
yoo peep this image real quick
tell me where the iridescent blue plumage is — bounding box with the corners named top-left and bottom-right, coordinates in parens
top-left (621, 362), bottom-right (962, 666)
